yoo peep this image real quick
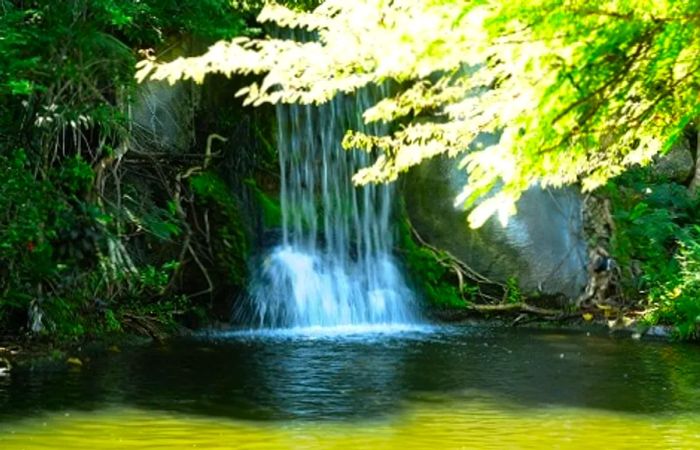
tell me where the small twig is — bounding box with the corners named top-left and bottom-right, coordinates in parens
top-left (187, 243), bottom-right (214, 303)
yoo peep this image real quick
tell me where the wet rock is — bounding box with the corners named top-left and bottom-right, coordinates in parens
top-left (644, 325), bottom-right (671, 339)
top-left (653, 138), bottom-right (694, 183)
top-left (403, 152), bottom-right (588, 300)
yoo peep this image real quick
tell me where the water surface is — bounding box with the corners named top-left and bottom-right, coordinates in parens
top-left (1, 325), bottom-right (700, 449)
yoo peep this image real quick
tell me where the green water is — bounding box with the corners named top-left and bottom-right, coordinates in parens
top-left (1, 325), bottom-right (700, 449)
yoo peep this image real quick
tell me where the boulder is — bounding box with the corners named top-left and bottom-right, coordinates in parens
top-left (403, 154), bottom-right (588, 299)
top-left (653, 138), bottom-right (694, 183)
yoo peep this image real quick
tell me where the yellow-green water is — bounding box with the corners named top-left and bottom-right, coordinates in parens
top-left (2, 326), bottom-right (700, 449)
top-left (2, 401), bottom-right (699, 449)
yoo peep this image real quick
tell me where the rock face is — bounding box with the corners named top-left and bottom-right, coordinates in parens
top-left (130, 38), bottom-right (201, 154)
top-left (403, 155), bottom-right (588, 299)
top-left (131, 80), bottom-right (197, 153)
top-left (652, 137), bottom-right (694, 183)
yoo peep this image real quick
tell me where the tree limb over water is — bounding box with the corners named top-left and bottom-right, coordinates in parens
top-left (137, 0), bottom-right (700, 228)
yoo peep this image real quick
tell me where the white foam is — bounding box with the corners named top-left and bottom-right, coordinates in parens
top-left (203, 323), bottom-right (436, 342)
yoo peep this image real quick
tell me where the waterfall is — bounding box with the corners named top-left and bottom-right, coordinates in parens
top-left (243, 87), bottom-right (418, 329)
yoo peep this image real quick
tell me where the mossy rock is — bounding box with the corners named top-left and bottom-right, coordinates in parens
top-left (403, 153), bottom-right (588, 300)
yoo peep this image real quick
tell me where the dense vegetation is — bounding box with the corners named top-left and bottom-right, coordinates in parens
top-left (3, 0), bottom-right (700, 340)
top-left (0, 0), bottom-right (275, 340)
top-left (608, 153), bottom-right (700, 339)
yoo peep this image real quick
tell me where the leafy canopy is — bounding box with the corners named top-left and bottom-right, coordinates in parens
top-left (138, 0), bottom-right (700, 227)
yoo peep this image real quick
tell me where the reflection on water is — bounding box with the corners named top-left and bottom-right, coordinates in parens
top-left (2, 403), bottom-right (700, 450)
top-left (1, 325), bottom-right (700, 448)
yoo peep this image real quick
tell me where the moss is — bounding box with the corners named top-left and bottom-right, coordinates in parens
top-left (397, 217), bottom-right (471, 309)
top-left (244, 178), bottom-right (282, 228)
top-left (505, 277), bottom-right (522, 304)
top-left (190, 171), bottom-right (250, 287)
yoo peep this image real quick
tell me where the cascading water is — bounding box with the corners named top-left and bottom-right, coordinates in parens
top-left (243, 87), bottom-right (418, 329)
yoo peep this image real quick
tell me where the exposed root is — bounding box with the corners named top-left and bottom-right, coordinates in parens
top-left (406, 221), bottom-right (505, 303)
top-left (121, 313), bottom-right (170, 341)
top-left (468, 302), bottom-right (562, 317)
top-left (166, 133), bottom-right (227, 302)
top-left (404, 216), bottom-right (637, 327)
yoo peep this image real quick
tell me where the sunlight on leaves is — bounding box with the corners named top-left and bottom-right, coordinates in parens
top-left (138, 0), bottom-right (700, 228)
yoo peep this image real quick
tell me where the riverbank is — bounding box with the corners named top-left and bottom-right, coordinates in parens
top-left (428, 307), bottom-right (675, 341)
top-left (0, 332), bottom-right (159, 374)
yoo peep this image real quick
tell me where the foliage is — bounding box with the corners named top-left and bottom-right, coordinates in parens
top-left (1, 0), bottom-right (255, 149)
top-left (609, 176), bottom-right (688, 291)
top-left (138, 0), bottom-right (700, 228)
top-left (0, 150), bottom-right (64, 278)
top-left (505, 277), bottom-right (522, 304)
top-left (0, 0), bottom-right (263, 340)
top-left (607, 166), bottom-right (700, 339)
top-left (650, 227), bottom-right (700, 339)
top-left (0, 149), bottom-right (67, 324)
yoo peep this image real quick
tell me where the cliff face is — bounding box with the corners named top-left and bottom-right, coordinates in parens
top-left (404, 153), bottom-right (588, 300)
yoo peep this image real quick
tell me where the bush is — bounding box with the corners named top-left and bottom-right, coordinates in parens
top-left (649, 227), bottom-right (700, 339)
top-left (607, 165), bottom-right (700, 339)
